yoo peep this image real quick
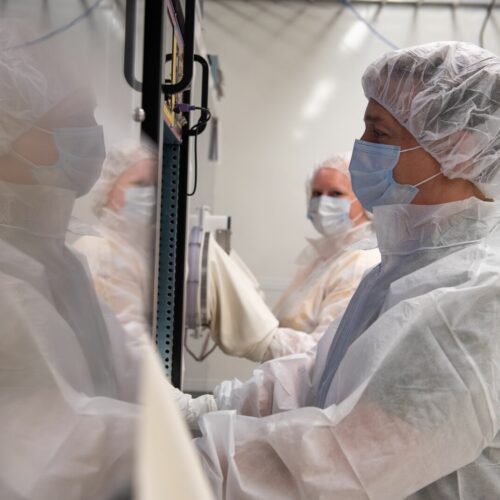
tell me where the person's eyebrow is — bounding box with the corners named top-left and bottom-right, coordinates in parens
top-left (364, 113), bottom-right (384, 123)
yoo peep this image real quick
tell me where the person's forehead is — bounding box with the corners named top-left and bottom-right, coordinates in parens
top-left (116, 159), bottom-right (155, 183)
top-left (363, 98), bottom-right (399, 125)
top-left (312, 168), bottom-right (349, 190)
top-left (364, 98), bottom-right (418, 142)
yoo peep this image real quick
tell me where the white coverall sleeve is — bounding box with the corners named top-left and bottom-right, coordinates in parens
top-left (265, 250), bottom-right (379, 360)
top-left (214, 348), bottom-right (318, 418)
top-left (170, 386), bottom-right (218, 429)
top-left (208, 238), bottom-right (278, 362)
top-left (262, 327), bottom-right (322, 361)
top-left (195, 280), bottom-right (500, 499)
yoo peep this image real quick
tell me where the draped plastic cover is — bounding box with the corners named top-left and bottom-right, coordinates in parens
top-left (136, 347), bottom-right (215, 500)
top-left (270, 223), bottom-right (380, 359)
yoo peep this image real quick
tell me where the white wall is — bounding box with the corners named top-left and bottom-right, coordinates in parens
top-left (205, 0), bottom-right (500, 285)
top-left (183, 0), bottom-right (500, 391)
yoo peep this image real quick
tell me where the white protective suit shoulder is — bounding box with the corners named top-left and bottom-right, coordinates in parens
top-left (269, 222), bottom-right (380, 358)
top-left (0, 182), bottom-right (150, 500)
top-left (74, 208), bottom-right (154, 341)
top-left (196, 198), bottom-right (500, 500)
top-left (207, 228), bottom-right (379, 362)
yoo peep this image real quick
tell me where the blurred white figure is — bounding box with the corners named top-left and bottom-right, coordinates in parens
top-left (0, 20), bottom-right (217, 500)
top-left (269, 155), bottom-right (380, 358)
top-left (74, 143), bottom-right (158, 340)
top-left (205, 156), bottom-right (379, 362)
top-left (0, 22), bottom-right (147, 500)
top-left (74, 143), bottom-right (217, 431)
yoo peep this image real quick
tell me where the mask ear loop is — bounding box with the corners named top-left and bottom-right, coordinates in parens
top-left (398, 144), bottom-right (442, 188)
top-left (32, 124), bottom-right (54, 134)
top-left (400, 145), bottom-right (422, 153)
top-left (9, 148), bottom-right (39, 168)
top-left (413, 171), bottom-right (442, 188)
top-left (347, 196), bottom-right (365, 225)
top-left (328, 196), bottom-right (360, 225)
top-left (351, 211), bottom-right (364, 224)
top-left (9, 124), bottom-right (57, 166)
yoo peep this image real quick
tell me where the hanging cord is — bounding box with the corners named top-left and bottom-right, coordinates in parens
top-left (8, 0), bottom-right (104, 50)
top-left (174, 104), bottom-right (212, 197)
top-left (184, 328), bottom-right (217, 362)
top-left (340, 0), bottom-right (399, 50)
top-left (479, 0), bottom-right (498, 47)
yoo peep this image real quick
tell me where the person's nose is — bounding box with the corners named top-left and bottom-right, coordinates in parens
top-left (360, 129), bottom-right (372, 142)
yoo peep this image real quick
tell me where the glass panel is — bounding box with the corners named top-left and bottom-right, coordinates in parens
top-left (0, 4), bottom-right (160, 496)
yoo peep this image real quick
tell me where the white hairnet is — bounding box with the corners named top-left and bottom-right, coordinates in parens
top-left (92, 140), bottom-right (157, 215)
top-left (0, 21), bottom-right (77, 155)
top-left (306, 153), bottom-right (351, 202)
top-left (362, 41), bottom-right (500, 198)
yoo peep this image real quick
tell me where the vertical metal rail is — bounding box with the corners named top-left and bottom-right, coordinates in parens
top-left (157, 138), bottom-right (182, 382)
top-left (155, 1), bottom-right (197, 387)
top-left (141, 0), bottom-right (164, 143)
top-left (139, 0), bottom-right (196, 385)
top-left (139, 0), bottom-right (181, 379)
top-left (168, 87), bottom-right (192, 387)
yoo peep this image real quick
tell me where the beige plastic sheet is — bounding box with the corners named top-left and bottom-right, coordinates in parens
top-left (135, 348), bottom-right (214, 500)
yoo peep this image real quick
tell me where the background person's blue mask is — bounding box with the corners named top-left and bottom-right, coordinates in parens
top-left (349, 139), bottom-right (441, 212)
top-left (307, 196), bottom-right (353, 237)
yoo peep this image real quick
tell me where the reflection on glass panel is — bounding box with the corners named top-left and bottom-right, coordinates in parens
top-left (0, 5), bottom-right (153, 499)
top-left (74, 141), bottom-right (158, 341)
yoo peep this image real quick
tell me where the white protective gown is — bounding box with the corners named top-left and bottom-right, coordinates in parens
top-left (0, 182), bottom-right (148, 500)
top-left (196, 197), bottom-right (500, 500)
top-left (269, 223), bottom-right (380, 358)
top-left (74, 208), bottom-right (155, 341)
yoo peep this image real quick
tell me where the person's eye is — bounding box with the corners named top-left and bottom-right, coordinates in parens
top-left (329, 191), bottom-right (343, 197)
top-left (373, 127), bottom-right (386, 138)
top-left (312, 191), bottom-right (321, 198)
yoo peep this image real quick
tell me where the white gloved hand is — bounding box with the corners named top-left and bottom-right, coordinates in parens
top-left (207, 237), bottom-right (279, 362)
top-left (171, 386), bottom-right (217, 429)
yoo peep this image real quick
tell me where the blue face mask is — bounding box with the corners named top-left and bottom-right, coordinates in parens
top-left (307, 196), bottom-right (353, 237)
top-left (11, 125), bottom-right (106, 198)
top-left (349, 139), bottom-right (441, 212)
top-left (122, 186), bottom-right (156, 219)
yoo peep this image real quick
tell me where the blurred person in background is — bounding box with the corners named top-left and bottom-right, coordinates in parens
top-left (0, 19), bottom-right (217, 500)
top-left (74, 142), bottom-right (158, 341)
top-left (269, 154), bottom-right (380, 358)
top-left (203, 155), bottom-right (379, 363)
top-left (0, 22), bottom-right (141, 499)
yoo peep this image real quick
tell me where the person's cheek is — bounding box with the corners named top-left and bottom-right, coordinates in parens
top-left (392, 159), bottom-right (412, 184)
top-left (107, 185), bottom-right (126, 212)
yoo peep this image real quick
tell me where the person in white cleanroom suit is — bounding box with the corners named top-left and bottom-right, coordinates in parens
top-left (0, 41), bottom-right (136, 500)
top-left (202, 156), bottom-right (379, 362)
top-left (270, 155), bottom-right (380, 358)
top-left (74, 143), bottom-right (158, 341)
top-left (190, 42), bottom-right (500, 499)
top-left (0, 22), bottom-right (215, 500)
top-left (72, 142), bottom-right (217, 429)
